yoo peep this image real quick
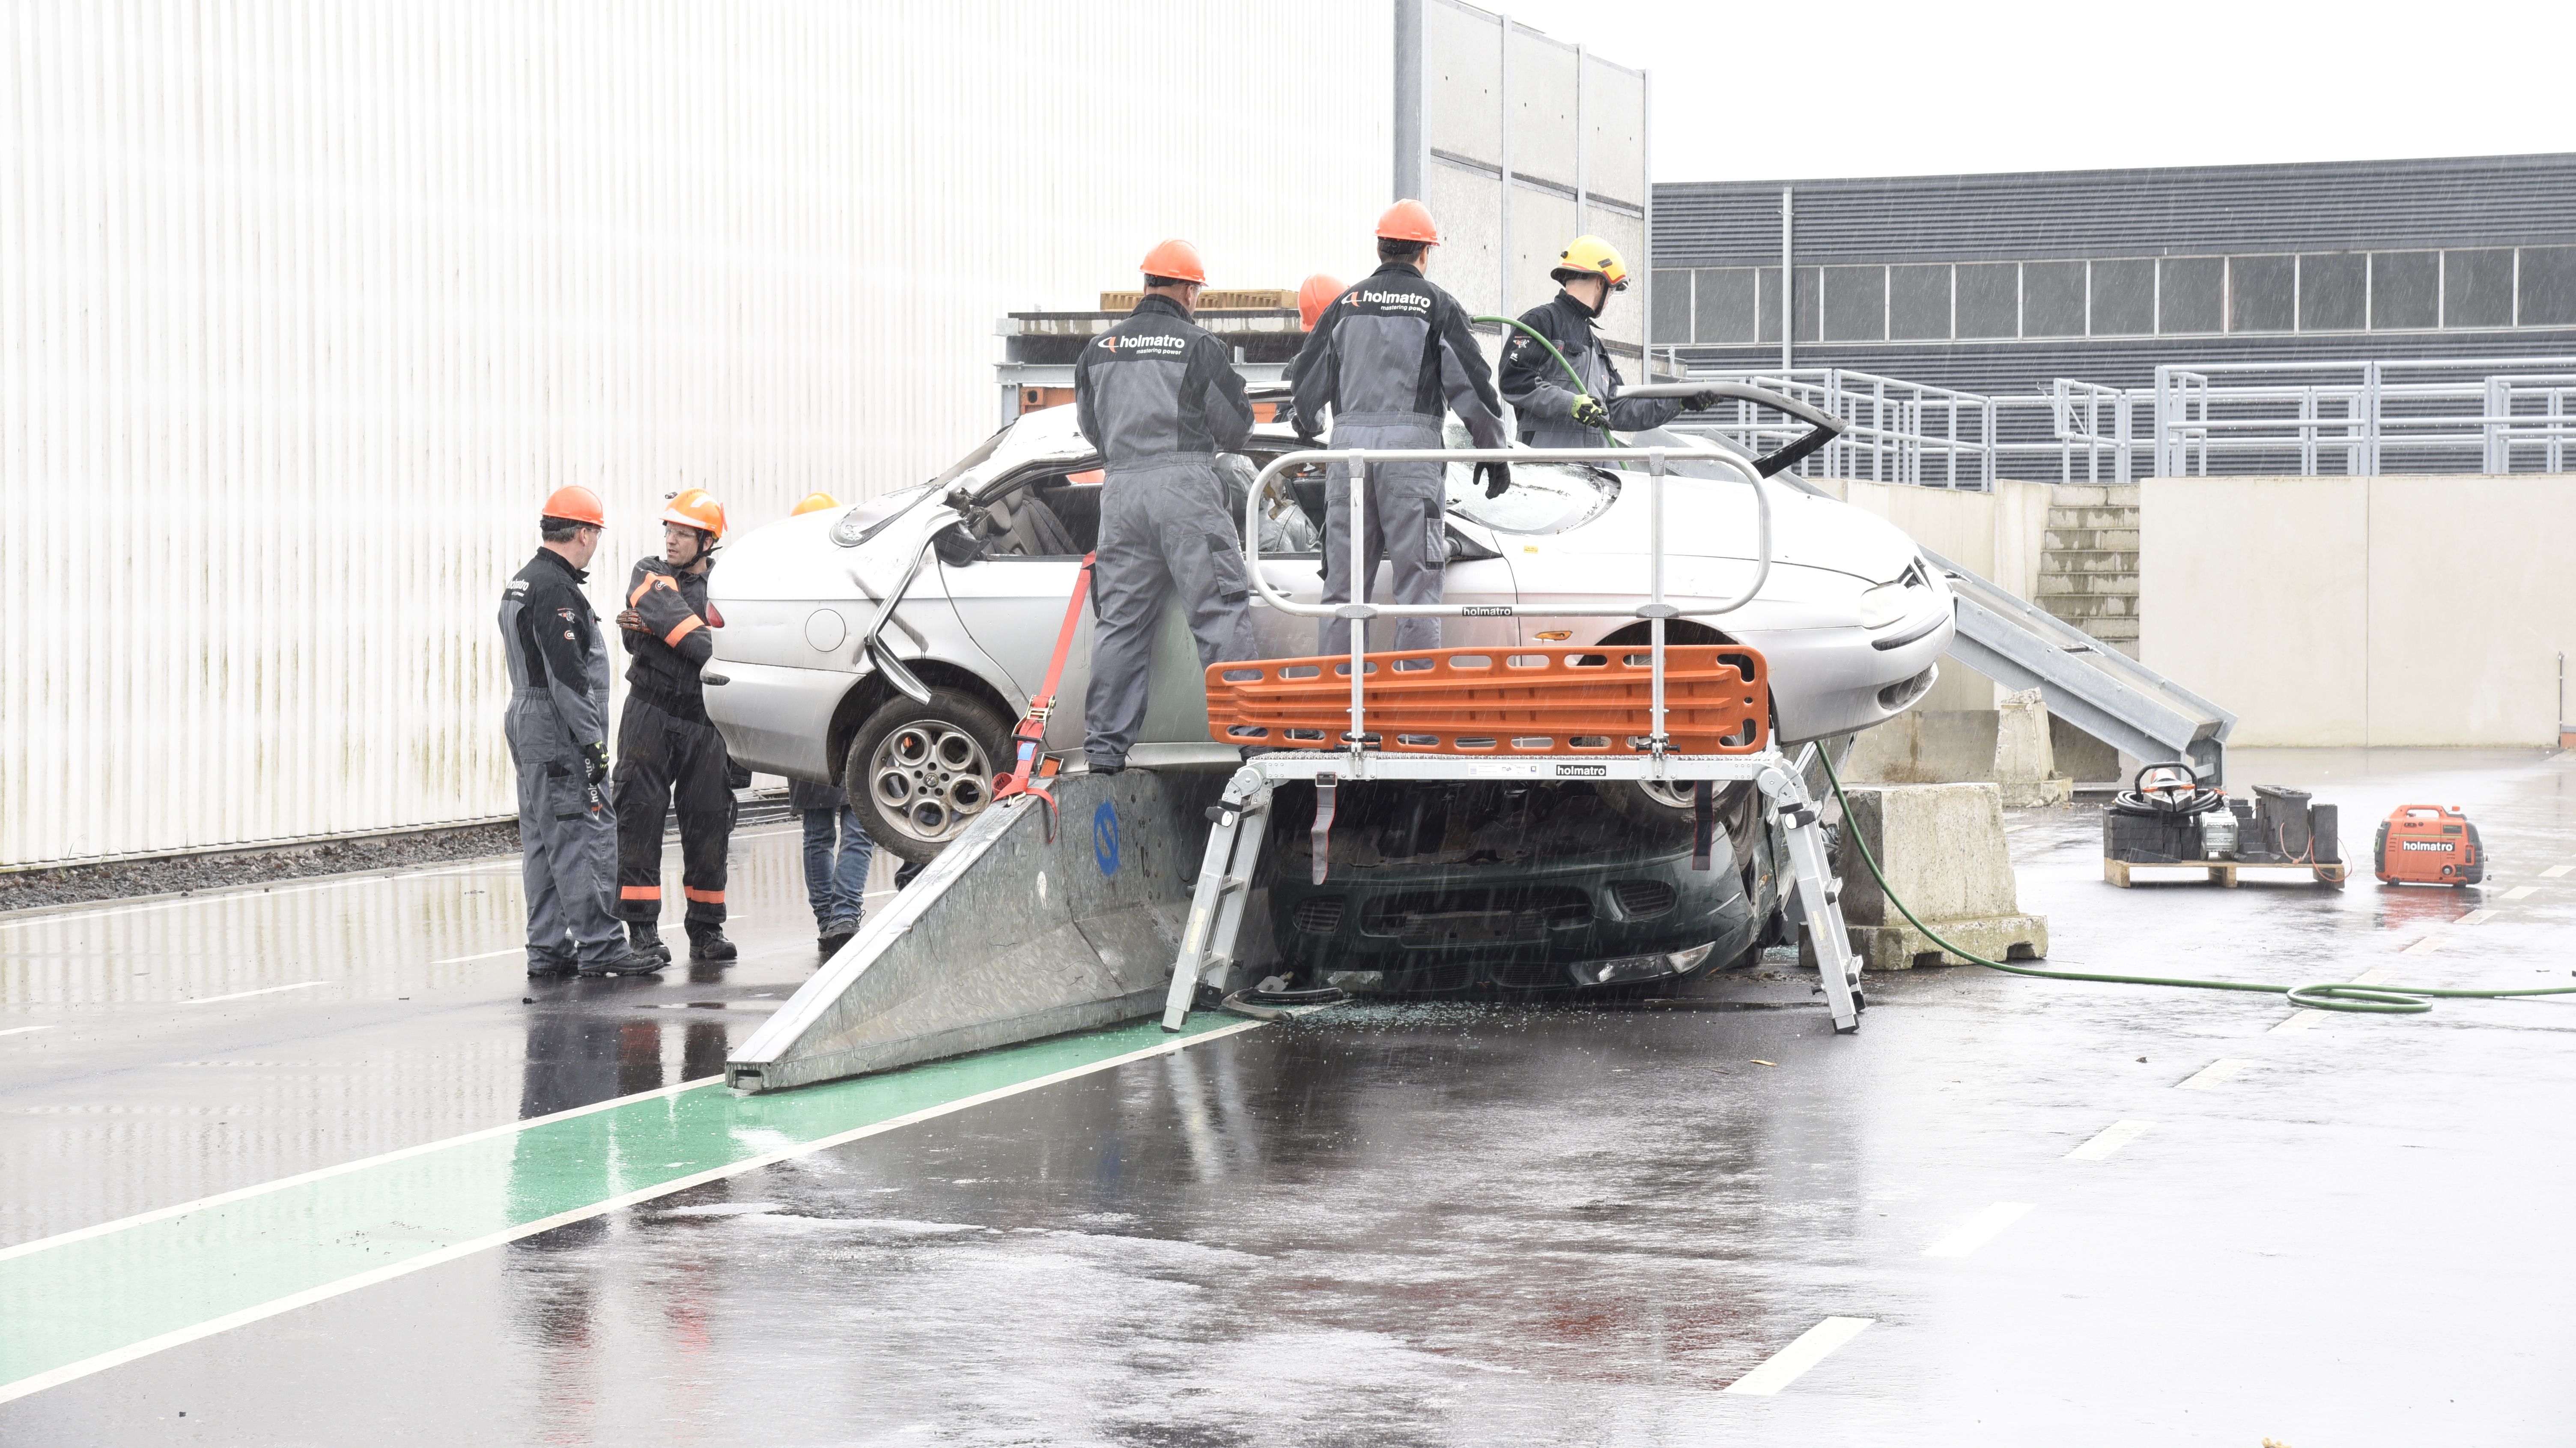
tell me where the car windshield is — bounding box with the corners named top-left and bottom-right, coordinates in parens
top-left (1443, 458), bottom-right (1620, 534)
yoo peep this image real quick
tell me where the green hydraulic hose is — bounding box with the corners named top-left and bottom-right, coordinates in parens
top-left (1475, 313), bottom-right (1622, 448)
top-left (1813, 747), bottom-right (2576, 1017)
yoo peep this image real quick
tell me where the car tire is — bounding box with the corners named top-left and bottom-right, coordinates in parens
top-left (845, 688), bottom-right (1012, 865)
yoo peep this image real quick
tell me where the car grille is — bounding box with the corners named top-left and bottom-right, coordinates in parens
top-left (1291, 896), bottom-right (1346, 935)
top-left (1360, 887), bottom-right (1592, 947)
top-left (1610, 879), bottom-right (1677, 919)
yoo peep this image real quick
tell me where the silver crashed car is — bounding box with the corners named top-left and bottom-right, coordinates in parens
top-left (703, 403), bottom-right (1955, 863)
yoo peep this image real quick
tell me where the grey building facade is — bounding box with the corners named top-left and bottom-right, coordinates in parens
top-left (1649, 153), bottom-right (2576, 395)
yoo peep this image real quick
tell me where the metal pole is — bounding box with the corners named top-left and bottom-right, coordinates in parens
top-left (1780, 187), bottom-right (1794, 371)
top-left (1650, 451), bottom-right (1667, 752)
top-left (1348, 453), bottom-right (1369, 748)
top-left (1392, 0), bottom-right (1424, 200)
top-left (1497, 15), bottom-right (1512, 318)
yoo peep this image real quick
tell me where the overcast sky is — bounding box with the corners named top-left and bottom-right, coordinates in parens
top-left (1540, 0), bottom-right (2576, 182)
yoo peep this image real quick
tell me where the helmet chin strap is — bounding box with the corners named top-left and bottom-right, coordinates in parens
top-left (674, 528), bottom-right (715, 570)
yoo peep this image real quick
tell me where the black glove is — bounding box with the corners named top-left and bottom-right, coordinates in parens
top-left (1569, 394), bottom-right (1610, 430)
top-left (580, 740), bottom-right (611, 787)
top-left (1476, 460), bottom-right (1512, 499)
top-left (1688, 389), bottom-right (1727, 411)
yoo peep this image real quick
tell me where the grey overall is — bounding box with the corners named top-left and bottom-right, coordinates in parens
top-left (499, 552), bottom-right (623, 970)
top-left (1319, 414), bottom-right (1446, 656)
top-left (1085, 454), bottom-right (1257, 764)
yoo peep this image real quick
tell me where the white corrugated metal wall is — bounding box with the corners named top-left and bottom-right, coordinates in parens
top-left (0, 2), bottom-right (1392, 867)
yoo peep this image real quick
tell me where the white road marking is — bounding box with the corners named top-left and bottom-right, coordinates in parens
top-left (179, 981), bottom-right (328, 1006)
top-left (1723, 1317), bottom-right (1875, 1396)
top-left (2067, 1120), bottom-right (2154, 1159)
top-left (2403, 935), bottom-right (2445, 955)
top-left (429, 947), bottom-right (525, 965)
top-left (2176, 1058), bottom-right (2251, 1090)
top-left (0, 1025), bottom-right (54, 1039)
top-left (2270, 1010), bottom-right (2324, 1033)
top-left (0, 876), bottom-right (395, 932)
top-left (2500, 886), bottom-right (2537, 902)
top-left (2543, 865), bottom-right (2573, 880)
top-left (2457, 908), bottom-right (2498, 925)
top-left (0, 1018), bottom-right (1271, 1402)
top-left (1924, 1202), bottom-right (2035, 1257)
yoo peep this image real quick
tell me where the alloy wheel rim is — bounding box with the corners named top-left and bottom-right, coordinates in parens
top-left (869, 720), bottom-right (993, 845)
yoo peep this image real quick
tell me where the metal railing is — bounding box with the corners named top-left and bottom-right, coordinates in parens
top-left (1242, 445), bottom-right (1771, 763)
top-left (1670, 356), bottom-right (2576, 488)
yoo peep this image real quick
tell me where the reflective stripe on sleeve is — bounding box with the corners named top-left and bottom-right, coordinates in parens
top-left (662, 615), bottom-right (705, 648)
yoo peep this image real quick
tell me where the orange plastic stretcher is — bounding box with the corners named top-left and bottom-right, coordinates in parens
top-left (1204, 644), bottom-right (1769, 756)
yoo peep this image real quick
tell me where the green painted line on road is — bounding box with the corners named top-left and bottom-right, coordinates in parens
top-left (0, 1014), bottom-right (1262, 1404)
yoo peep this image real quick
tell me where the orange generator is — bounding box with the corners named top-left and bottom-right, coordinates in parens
top-left (2372, 804), bottom-right (2486, 886)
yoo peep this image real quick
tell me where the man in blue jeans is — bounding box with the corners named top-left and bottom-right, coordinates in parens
top-left (794, 776), bottom-right (875, 958)
top-left (785, 491), bottom-right (877, 958)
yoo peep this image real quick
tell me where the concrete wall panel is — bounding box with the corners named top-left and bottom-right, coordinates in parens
top-left (2137, 478), bottom-right (2367, 747)
top-left (2363, 476), bottom-right (2576, 745)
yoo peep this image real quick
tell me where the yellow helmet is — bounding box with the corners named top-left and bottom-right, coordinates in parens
top-left (791, 491), bottom-right (842, 517)
top-left (1551, 235), bottom-right (1630, 291)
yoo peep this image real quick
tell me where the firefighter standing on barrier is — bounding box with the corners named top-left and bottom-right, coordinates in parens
top-left (499, 487), bottom-right (657, 978)
top-left (612, 488), bottom-right (738, 966)
top-left (1288, 199), bottom-right (1509, 658)
top-left (1075, 238), bottom-right (1258, 775)
top-left (1500, 235), bottom-right (1719, 448)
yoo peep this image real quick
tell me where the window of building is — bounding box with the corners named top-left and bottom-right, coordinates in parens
top-left (1757, 266), bottom-right (1819, 345)
top-left (2517, 246), bottom-right (2576, 328)
top-left (2445, 249), bottom-right (2514, 328)
top-left (1888, 264), bottom-right (1950, 339)
top-left (2159, 256), bottom-right (2223, 334)
top-left (1650, 269), bottom-right (1692, 342)
top-left (1955, 263), bottom-right (2018, 337)
top-left (2230, 254), bottom-right (2295, 332)
top-left (2299, 252), bottom-right (2366, 331)
top-left (2370, 251), bottom-right (2438, 329)
top-left (2090, 259), bottom-right (2155, 335)
top-left (2022, 261), bottom-right (2085, 337)
top-left (1693, 267), bottom-right (1758, 344)
top-left (1822, 265), bottom-right (1886, 341)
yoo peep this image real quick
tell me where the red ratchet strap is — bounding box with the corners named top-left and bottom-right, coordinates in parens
top-left (991, 552), bottom-right (1096, 842)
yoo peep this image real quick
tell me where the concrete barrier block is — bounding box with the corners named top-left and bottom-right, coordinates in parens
top-left (1831, 782), bottom-right (2048, 971)
top-left (1994, 688), bottom-right (2072, 807)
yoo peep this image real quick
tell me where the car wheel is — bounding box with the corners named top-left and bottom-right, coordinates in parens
top-left (1598, 775), bottom-right (1698, 830)
top-left (845, 688), bottom-right (1011, 865)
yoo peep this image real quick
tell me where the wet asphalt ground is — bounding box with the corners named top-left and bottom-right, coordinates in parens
top-left (2, 749), bottom-right (2571, 1445)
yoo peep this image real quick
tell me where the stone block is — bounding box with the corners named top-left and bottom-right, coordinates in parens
top-left (1994, 688), bottom-right (2072, 807)
top-left (1822, 782), bottom-right (2049, 972)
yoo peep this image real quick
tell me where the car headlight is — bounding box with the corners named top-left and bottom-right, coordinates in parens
top-left (1858, 581), bottom-right (1911, 630)
top-left (1567, 940), bottom-right (1717, 987)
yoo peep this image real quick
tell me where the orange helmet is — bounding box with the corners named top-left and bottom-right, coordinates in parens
top-left (790, 491), bottom-right (841, 517)
top-left (1139, 238), bottom-right (1208, 285)
top-left (661, 488), bottom-right (727, 542)
top-left (1376, 198), bottom-right (1440, 244)
top-left (540, 485), bottom-right (605, 528)
top-left (1297, 274), bottom-right (1344, 331)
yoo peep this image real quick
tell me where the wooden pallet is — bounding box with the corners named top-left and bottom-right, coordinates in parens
top-left (2104, 857), bottom-right (2349, 889)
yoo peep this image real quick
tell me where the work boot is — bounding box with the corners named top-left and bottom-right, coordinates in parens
top-left (526, 953), bottom-right (577, 978)
top-left (893, 859), bottom-right (924, 890)
top-left (629, 921), bottom-right (672, 965)
top-left (578, 946), bottom-right (663, 978)
top-left (818, 916), bottom-right (859, 959)
top-left (688, 925), bottom-right (739, 963)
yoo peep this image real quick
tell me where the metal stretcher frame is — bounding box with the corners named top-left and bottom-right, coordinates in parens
top-left (1157, 439), bottom-right (1865, 1036)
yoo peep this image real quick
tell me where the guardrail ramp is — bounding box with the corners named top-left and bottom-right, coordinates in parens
top-left (726, 767), bottom-right (1237, 1094)
top-left (1928, 547), bottom-right (2235, 784)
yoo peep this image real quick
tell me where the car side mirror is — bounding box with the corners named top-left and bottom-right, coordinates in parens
top-left (1443, 525), bottom-right (1502, 564)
